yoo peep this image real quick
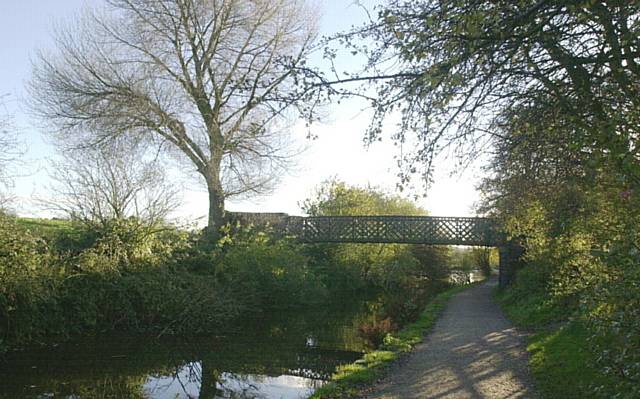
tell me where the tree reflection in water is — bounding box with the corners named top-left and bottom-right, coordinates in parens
top-left (145, 360), bottom-right (321, 399)
top-left (0, 297), bottom-right (374, 398)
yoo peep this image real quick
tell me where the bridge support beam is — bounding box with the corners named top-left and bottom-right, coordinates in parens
top-left (498, 239), bottom-right (525, 287)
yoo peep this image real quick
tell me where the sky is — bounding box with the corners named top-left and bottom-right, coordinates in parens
top-left (0, 0), bottom-right (484, 223)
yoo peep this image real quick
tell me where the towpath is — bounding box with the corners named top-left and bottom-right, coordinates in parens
top-left (361, 279), bottom-right (537, 399)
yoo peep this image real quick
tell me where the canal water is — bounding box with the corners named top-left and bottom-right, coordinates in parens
top-left (0, 296), bottom-right (381, 398)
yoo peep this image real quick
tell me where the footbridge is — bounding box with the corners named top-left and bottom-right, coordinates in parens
top-left (226, 213), bottom-right (523, 286)
top-left (290, 216), bottom-right (498, 246)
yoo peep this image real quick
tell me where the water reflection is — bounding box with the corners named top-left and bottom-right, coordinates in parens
top-left (144, 363), bottom-right (323, 399)
top-left (0, 298), bottom-right (373, 398)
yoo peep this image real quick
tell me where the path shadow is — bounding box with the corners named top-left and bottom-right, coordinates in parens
top-left (364, 282), bottom-right (536, 399)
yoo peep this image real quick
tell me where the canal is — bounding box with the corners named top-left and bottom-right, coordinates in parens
top-left (0, 293), bottom-right (387, 398)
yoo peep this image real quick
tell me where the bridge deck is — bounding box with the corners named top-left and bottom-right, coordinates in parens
top-left (226, 212), bottom-right (513, 286)
top-left (288, 215), bottom-right (499, 246)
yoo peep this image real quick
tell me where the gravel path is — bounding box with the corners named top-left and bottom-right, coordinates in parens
top-left (361, 279), bottom-right (537, 399)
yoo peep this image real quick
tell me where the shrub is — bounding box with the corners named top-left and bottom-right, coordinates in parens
top-left (0, 214), bottom-right (240, 350)
top-left (0, 214), bottom-right (49, 277)
top-left (218, 233), bottom-right (327, 312)
top-left (300, 179), bottom-right (448, 294)
top-left (358, 317), bottom-right (397, 347)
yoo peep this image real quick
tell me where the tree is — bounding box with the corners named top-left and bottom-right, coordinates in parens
top-left (472, 247), bottom-right (496, 278)
top-left (318, 1), bottom-right (640, 189)
top-left (301, 179), bottom-right (451, 286)
top-left (478, 99), bottom-right (640, 394)
top-left (0, 99), bottom-right (22, 209)
top-left (333, 2), bottom-right (640, 391)
top-left (29, 0), bottom-right (320, 237)
top-left (301, 178), bottom-right (426, 217)
top-left (0, 119), bottom-right (14, 208)
top-left (45, 141), bottom-right (179, 233)
top-left (456, 7), bottom-right (640, 389)
top-left (410, 244), bottom-right (451, 281)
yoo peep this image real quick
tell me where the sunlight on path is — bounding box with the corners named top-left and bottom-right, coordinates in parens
top-left (363, 280), bottom-right (537, 399)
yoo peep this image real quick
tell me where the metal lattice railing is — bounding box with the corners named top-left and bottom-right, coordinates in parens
top-left (289, 216), bottom-right (500, 246)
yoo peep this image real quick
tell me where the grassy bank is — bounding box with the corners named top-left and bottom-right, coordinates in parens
top-left (526, 323), bottom-right (617, 398)
top-left (309, 283), bottom-right (473, 399)
top-left (1, 212), bottom-right (463, 355)
top-left (495, 270), bottom-right (630, 399)
top-left (0, 217), bottom-right (326, 353)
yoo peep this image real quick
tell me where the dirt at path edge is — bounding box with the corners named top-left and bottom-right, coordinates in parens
top-left (360, 279), bottom-right (538, 399)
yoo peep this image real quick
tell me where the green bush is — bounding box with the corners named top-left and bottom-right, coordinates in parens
top-left (0, 214), bottom-right (241, 351)
top-left (0, 215), bottom-right (58, 350)
top-left (302, 243), bottom-right (368, 293)
top-left (0, 215), bottom-right (50, 276)
top-left (301, 179), bottom-right (452, 293)
top-left (1, 267), bottom-right (243, 346)
top-left (491, 177), bottom-right (640, 398)
top-left (218, 233), bottom-right (327, 312)
top-left (1, 214), bottom-right (338, 351)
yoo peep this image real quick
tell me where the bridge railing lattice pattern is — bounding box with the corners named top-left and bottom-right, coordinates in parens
top-left (292, 216), bottom-right (499, 246)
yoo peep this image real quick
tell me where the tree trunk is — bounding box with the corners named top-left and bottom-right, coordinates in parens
top-left (205, 174), bottom-right (225, 243)
top-left (199, 361), bottom-right (220, 399)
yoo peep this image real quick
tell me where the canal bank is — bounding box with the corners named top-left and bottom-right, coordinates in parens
top-left (0, 282), bottom-right (456, 399)
top-left (309, 283), bottom-right (476, 398)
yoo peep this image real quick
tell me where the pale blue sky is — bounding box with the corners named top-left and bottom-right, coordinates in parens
top-left (0, 1), bottom-right (482, 222)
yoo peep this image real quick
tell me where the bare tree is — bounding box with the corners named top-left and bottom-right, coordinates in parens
top-left (45, 141), bottom-right (180, 230)
top-left (0, 98), bottom-right (22, 209)
top-left (29, 0), bottom-right (319, 236)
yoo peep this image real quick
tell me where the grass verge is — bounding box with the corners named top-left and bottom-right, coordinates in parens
top-left (526, 322), bottom-right (616, 398)
top-left (309, 283), bottom-right (474, 399)
top-left (495, 285), bottom-right (621, 399)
